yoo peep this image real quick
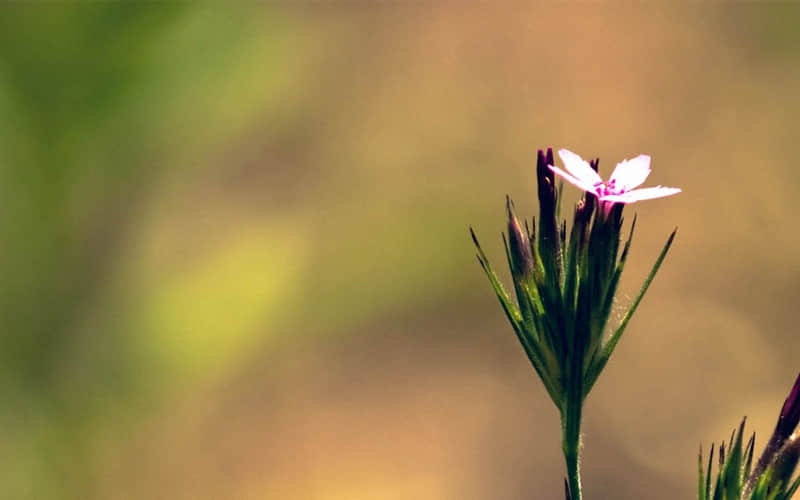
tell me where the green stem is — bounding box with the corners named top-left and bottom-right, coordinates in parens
top-left (562, 397), bottom-right (583, 500)
top-left (562, 326), bottom-right (585, 500)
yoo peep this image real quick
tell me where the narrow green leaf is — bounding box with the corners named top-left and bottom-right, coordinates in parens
top-left (617, 215), bottom-right (637, 264)
top-left (722, 420), bottom-right (745, 499)
top-left (471, 228), bottom-right (561, 405)
top-left (529, 218), bottom-right (548, 291)
top-left (562, 222), bottom-right (581, 366)
top-left (564, 201), bottom-right (593, 318)
top-left (556, 180), bottom-right (564, 221)
top-left (504, 233), bottom-right (536, 332)
top-left (559, 219), bottom-right (567, 290)
top-left (746, 432), bottom-right (756, 478)
top-left (586, 216), bottom-right (638, 377)
top-left (699, 444), bottom-right (707, 500)
top-left (780, 474), bottom-right (800, 500)
top-left (750, 469), bottom-right (773, 500)
top-left (712, 473), bottom-right (723, 500)
top-left (706, 442), bottom-right (714, 500)
top-left (583, 228), bottom-right (677, 394)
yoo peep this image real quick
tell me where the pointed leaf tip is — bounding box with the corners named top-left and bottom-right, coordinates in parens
top-left (745, 432), bottom-right (756, 477)
top-left (778, 371), bottom-right (800, 439)
top-left (469, 226), bottom-right (481, 249)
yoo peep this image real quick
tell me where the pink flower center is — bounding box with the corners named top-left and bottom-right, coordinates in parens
top-left (592, 179), bottom-right (625, 198)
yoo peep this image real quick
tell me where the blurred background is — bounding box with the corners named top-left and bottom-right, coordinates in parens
top-left (0, 4), bottom-right (798, 499)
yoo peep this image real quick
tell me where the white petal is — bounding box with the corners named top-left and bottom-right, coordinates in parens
top-left (609, 155), bottom-right (651, 191)
top-left (558, 149), bottom-right (603, 187)
top-left (601, 186), bottom-right (681, 204)
top-left (549, 165), bottom-right (600, 194)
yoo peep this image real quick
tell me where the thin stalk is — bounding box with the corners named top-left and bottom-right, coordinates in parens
top-left (561, 396), bottom-right (583, 500)
top-left (562, 323), bottom-right (585, 500)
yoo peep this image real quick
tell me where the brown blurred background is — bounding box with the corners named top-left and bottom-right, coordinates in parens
top-left (0, 4), bottom-right (798, 499)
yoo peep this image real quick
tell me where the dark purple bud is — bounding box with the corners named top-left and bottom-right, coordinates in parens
top-left (535, 148), bottom-right (562, 284)
top-left (546, 148), bottom-right (555, 172)
top-left (776, 372), bottom-right (800, 441)
top-left (506, 196), bottom-right (533, 279)
top-left (537, 148), bottom-right (557, 216)
top-left (770, 433), bottom-right (800, 489)
top-left (746, 371), bottom-right (800, 494)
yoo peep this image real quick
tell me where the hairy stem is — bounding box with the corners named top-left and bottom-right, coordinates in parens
top-left (561, 380), bottom-right (583, 499)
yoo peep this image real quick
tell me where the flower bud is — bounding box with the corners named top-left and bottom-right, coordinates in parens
top-left (536, 148), bottom-right (562, 286)
top-left (746, 371), bottom-right (800, 495)
top-left (768, 432), bottom-right (800, 490)
top-left (506, 196), bottom-right (533, 279)
top-left (775, 372), bottom-right (800, 443)
top-left (536, 148), bottom-right (556, 214)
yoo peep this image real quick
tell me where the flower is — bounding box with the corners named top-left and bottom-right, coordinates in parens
top-left (472, 145), bottom-right (680, 500)
top-left (549, 149), bottom-right (681, 205)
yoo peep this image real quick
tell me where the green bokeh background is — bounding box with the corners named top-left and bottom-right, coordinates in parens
top-left (1, 5), bottom-right (799, 499)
